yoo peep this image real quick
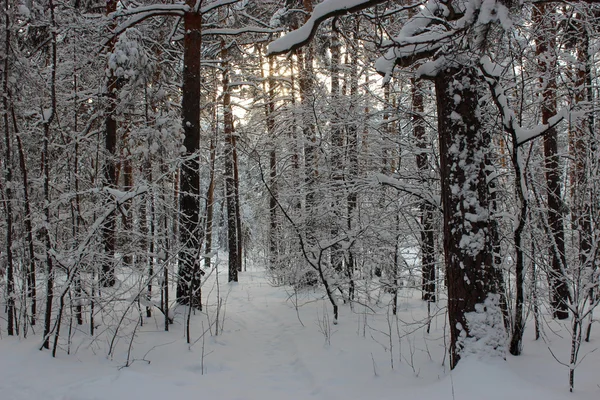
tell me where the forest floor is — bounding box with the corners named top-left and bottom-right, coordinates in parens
top-left (1, 265), bottom-right (599, 400)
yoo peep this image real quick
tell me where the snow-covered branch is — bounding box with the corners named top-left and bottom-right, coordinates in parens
top-left (267, 0), bottom-right (388, 56)
top-left (200, 0), bottom-right (243, 14)
top-left (479, 55), bottom-right (572, 147)
top-left (371, 173), bottom-right (440, 210)
top-left (202, 26), bottom-right (281, 36)
top-left (111, 4), bottom-right (190, 18)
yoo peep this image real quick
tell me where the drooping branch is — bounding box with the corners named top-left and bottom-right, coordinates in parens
top-left (267, 0), bottom-right (389, 56)
top-left (479, 56), bottom-right (575, 147)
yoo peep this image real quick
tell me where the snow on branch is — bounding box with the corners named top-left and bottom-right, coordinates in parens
top-left (111, 4), bottom-right (190, 18)
top-left (479, 55), bottom-right (573, 147)
top-left (514, 110), bottom-right (570, 146)
top-left (105, 185), bottom-right (149, 205)
top-left (372, 173), bottom-right (441, 209)
top-left (106, 8), bottom-right (187, 48)
top-left (267, 0), bottom-right (388, 56)
top-left (374, 0), bottom-right (454, 80)
top-left (202, 26), bottom-right (281, 36)
top-left (200, 0), bottom-right (244, 14)
top-left (374, 0), bottom-right (514, 81)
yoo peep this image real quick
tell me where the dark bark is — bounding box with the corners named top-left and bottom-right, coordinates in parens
top-left (15, 120), bottom-right (37, 326)
top-left (101, 0), bottom-right (119, 288)
top-left (509, 148), bottom-right (528, 355)
top-left (2, 0), bottom-right (15, 335)
top-left (222, 40), bottom-right (239, 283)
top-left (413, 79), bottom-right (436, 302)
top-left (262, 46), bottom-right (279, 270)
top-left (300, 6), bottom-right (317, 231)
top-left (204, 106), bottom-right (216, 270)
top-left (121, 139), bottom-right (133, 267)
top-left (42, 0), bottom-right (58, 349)
top-left (534, 5), bottom-right (570, 320)
top-left (345, 38), bottom-right (359, 299)
top-left (233, 138), bottom-right (243, 272)
top-left (436, 66), bottom-right (501, 369)
top-left (329, 31), bottom-right (345, 277)
top-left (142, 162), bottom-right (153, 318)
top-left (176, 3), bottom-right (203, 308)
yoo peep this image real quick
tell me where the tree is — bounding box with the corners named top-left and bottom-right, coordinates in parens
top-left (533, 4), bottom-right (570, 320)
top-left (268, 0), bottom-right (526, 368)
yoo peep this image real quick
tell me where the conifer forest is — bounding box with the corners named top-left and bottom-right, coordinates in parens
top-left (1, 1), bottom-right (600, 399)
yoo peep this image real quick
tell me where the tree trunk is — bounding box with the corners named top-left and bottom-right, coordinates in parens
top-left (2, 0), bottom-right (15, 334)
top-left (509, 146), bottom-right (528, 355)
top-left (261, 46), bottom-right (279, 271)
top-left (101, 0), bottom-right (119, 288)
top-left (204, 88), bottom-right (217, 270)
top-left (233, 137), bottom-right (243, 272)
top-left (435, 66), bottom-right (503, 369)
top-left (346, 37), bottom-right (359, 296)
top-left (16, 130), bottom-right (36, 326)
top-left (534, 5), bottom-right (570, 320)
top-left (222, 40), bottom-right (239, 283)
top-left (413, 79), bottom-right (435, 302)
top-left (299, 0), bottom-right (318, 251)
top-left (176, 3), bottom-right (203, 308)
top-left (42, 0), bottom-right (58, 349)
top-left (329, 31), bottom-right (344, 276)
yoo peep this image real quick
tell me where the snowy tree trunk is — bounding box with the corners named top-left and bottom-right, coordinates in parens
top-left (435, 66), bottom-right (504, 369)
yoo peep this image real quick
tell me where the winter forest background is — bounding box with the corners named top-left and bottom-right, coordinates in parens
top-left (1, 0), bottom-right (599, 399)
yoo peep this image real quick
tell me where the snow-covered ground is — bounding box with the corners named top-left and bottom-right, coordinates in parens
top-left (1, 266), bottom-right (598, 400)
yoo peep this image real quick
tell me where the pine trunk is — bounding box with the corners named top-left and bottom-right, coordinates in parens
top-left (176, 3), bottom-right (203, 308)
top-left (436, 66), bottom-right (502, 369)
top-left (534, 5), bottom-right (570, 320)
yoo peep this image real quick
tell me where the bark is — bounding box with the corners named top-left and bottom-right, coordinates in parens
top-left (329, 31), bottom-right (344, 275)
top-left (233, 137), bottom-right (243, 272)
top-left (142, 160), bottom-right (153, 318)
top-left (204, 83), bottom-right (217, 270)
top-left (42, 0), bottom-right (58, 349)
top-left (222, 40), bottom-right (239, 282)
top-left (509, 148), bottom-right (528, 355)
top-left (70, 52), bottom-right (82, 326)
top-left (176, 2), bottom-right (203, 307)
top-left (300, 11), bottom-right (317, 235)
top-left (101, 0), bottom-right (119, 287)
top-left (436, 66), bottom-right (501, 369)
top-left (564, 16), bottom-right (596, 343)
top-left (413, 79), bottom-right (435, 302)
top-left (346, 37), bottom-right (359, 298)
top-left (121, 137), bottom-right (133, 266)
top-left (2, 0), bottom-right (15, 335)
top-left (261, 46), bottom-right (279, 271)
top-left (534, 5), bottom-right (570, 320)
top-left (15, 115), bottom-right (36, 326)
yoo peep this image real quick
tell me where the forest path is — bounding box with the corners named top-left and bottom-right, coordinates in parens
top-left (194, 268), bottom-right (342, 400)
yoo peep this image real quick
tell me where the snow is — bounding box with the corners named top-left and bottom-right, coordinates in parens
top-left (267, 0), bottom-right (387, 56)
top-left (200, 0), bottom-right (244, 14)
top-left (1, 265), bottom-right (599, 400)
top-left (17, 4), bottom-right (31, 18)
top-left (514, 109), bottom-right (576, 146)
